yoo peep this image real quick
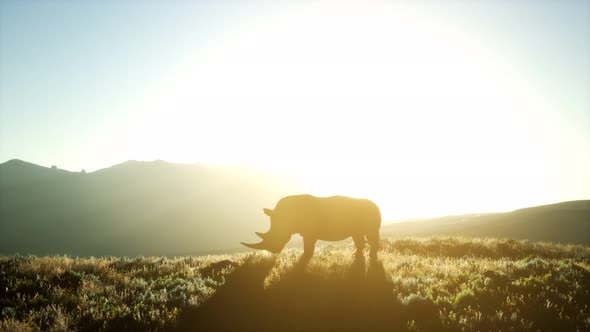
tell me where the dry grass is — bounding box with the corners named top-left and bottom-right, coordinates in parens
top-left (2, 237), bottom-right (589, 331)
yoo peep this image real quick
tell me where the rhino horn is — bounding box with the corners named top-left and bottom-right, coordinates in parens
top-left (241, 241), bottom-right (269, 251)
top-left (255, 231), bottom-right (269, 239)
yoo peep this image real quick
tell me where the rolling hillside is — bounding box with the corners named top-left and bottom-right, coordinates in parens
top-left (1, 159), bottom-right (589, 257)
top-left (0, 159), bottom-right (298, 256)
top-left (382, 200), bottom-right (590, 244)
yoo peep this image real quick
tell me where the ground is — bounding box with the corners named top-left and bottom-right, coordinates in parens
top-left (1, 237), bottom-right (589, 331)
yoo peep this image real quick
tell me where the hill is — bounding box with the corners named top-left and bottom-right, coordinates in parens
top-left (2, 159), bottom-right (589, 256)
top-left (1, 237), bottom-right (589, 331)
top-left (382, 200), bottom-right (590, 245)
top-left (0, 159), bottom-right (298, 256)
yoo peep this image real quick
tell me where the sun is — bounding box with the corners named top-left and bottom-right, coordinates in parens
top-left (126, 2), bottom-right (555, 219)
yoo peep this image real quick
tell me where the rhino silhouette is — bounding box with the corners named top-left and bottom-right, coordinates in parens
top-left (242, 195), bottom-right (381, 258)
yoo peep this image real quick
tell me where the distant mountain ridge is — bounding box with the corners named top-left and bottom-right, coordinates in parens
top-left (1, 159), bottom-right (589, 256)
top-left (0, 159), bottom-right (299, 256)
top-left (382, 200), bottom-right (590, 244)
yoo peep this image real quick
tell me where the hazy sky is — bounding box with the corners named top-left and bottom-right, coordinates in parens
top-left (1, 1), bottom-right (589, 219)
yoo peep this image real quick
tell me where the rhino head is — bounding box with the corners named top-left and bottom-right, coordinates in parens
top-left (241, 208), bottom-right (293, 253)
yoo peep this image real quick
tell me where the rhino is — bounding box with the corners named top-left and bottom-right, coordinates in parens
top-left (241, 195), bottom-right (381, 258)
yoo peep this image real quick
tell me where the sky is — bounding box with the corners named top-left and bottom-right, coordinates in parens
top-left (1, 0), bottom-right (589, 219)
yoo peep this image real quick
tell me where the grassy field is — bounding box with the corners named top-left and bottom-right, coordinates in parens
top-left (1, 237), bottom-right (589, 331)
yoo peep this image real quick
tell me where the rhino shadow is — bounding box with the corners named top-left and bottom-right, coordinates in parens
top-left (176, 255), bottom-right (414, 332)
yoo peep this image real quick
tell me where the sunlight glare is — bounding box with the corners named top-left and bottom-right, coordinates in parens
top-left (125, 2), bottom-right (571, 219)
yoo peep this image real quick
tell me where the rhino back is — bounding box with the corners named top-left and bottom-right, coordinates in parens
top-left (281, 195), bottom-right (381, 239)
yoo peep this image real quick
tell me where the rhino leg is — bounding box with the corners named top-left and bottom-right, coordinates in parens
top-left (367, 230), bottom-right (380, 258)
top-left (302, 237), bottom-right (316, 258)
top-left (352, 235), bottom-right (366, 257)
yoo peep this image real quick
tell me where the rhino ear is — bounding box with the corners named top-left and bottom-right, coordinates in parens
top-left (263, 208), bottom-right (274, 217)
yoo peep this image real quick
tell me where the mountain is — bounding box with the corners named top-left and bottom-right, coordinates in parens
top-left (0, 159), bottom-right (299, 256)
top-left (382, 200), bottom-right (590, 244)
top-left (2, 159), bottom-right (589, 256)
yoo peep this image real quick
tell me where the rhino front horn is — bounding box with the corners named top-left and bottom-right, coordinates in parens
top-left (255, 231), bottom-right (268, 239)
top-left (241, 241), bottom-right (268, 250)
